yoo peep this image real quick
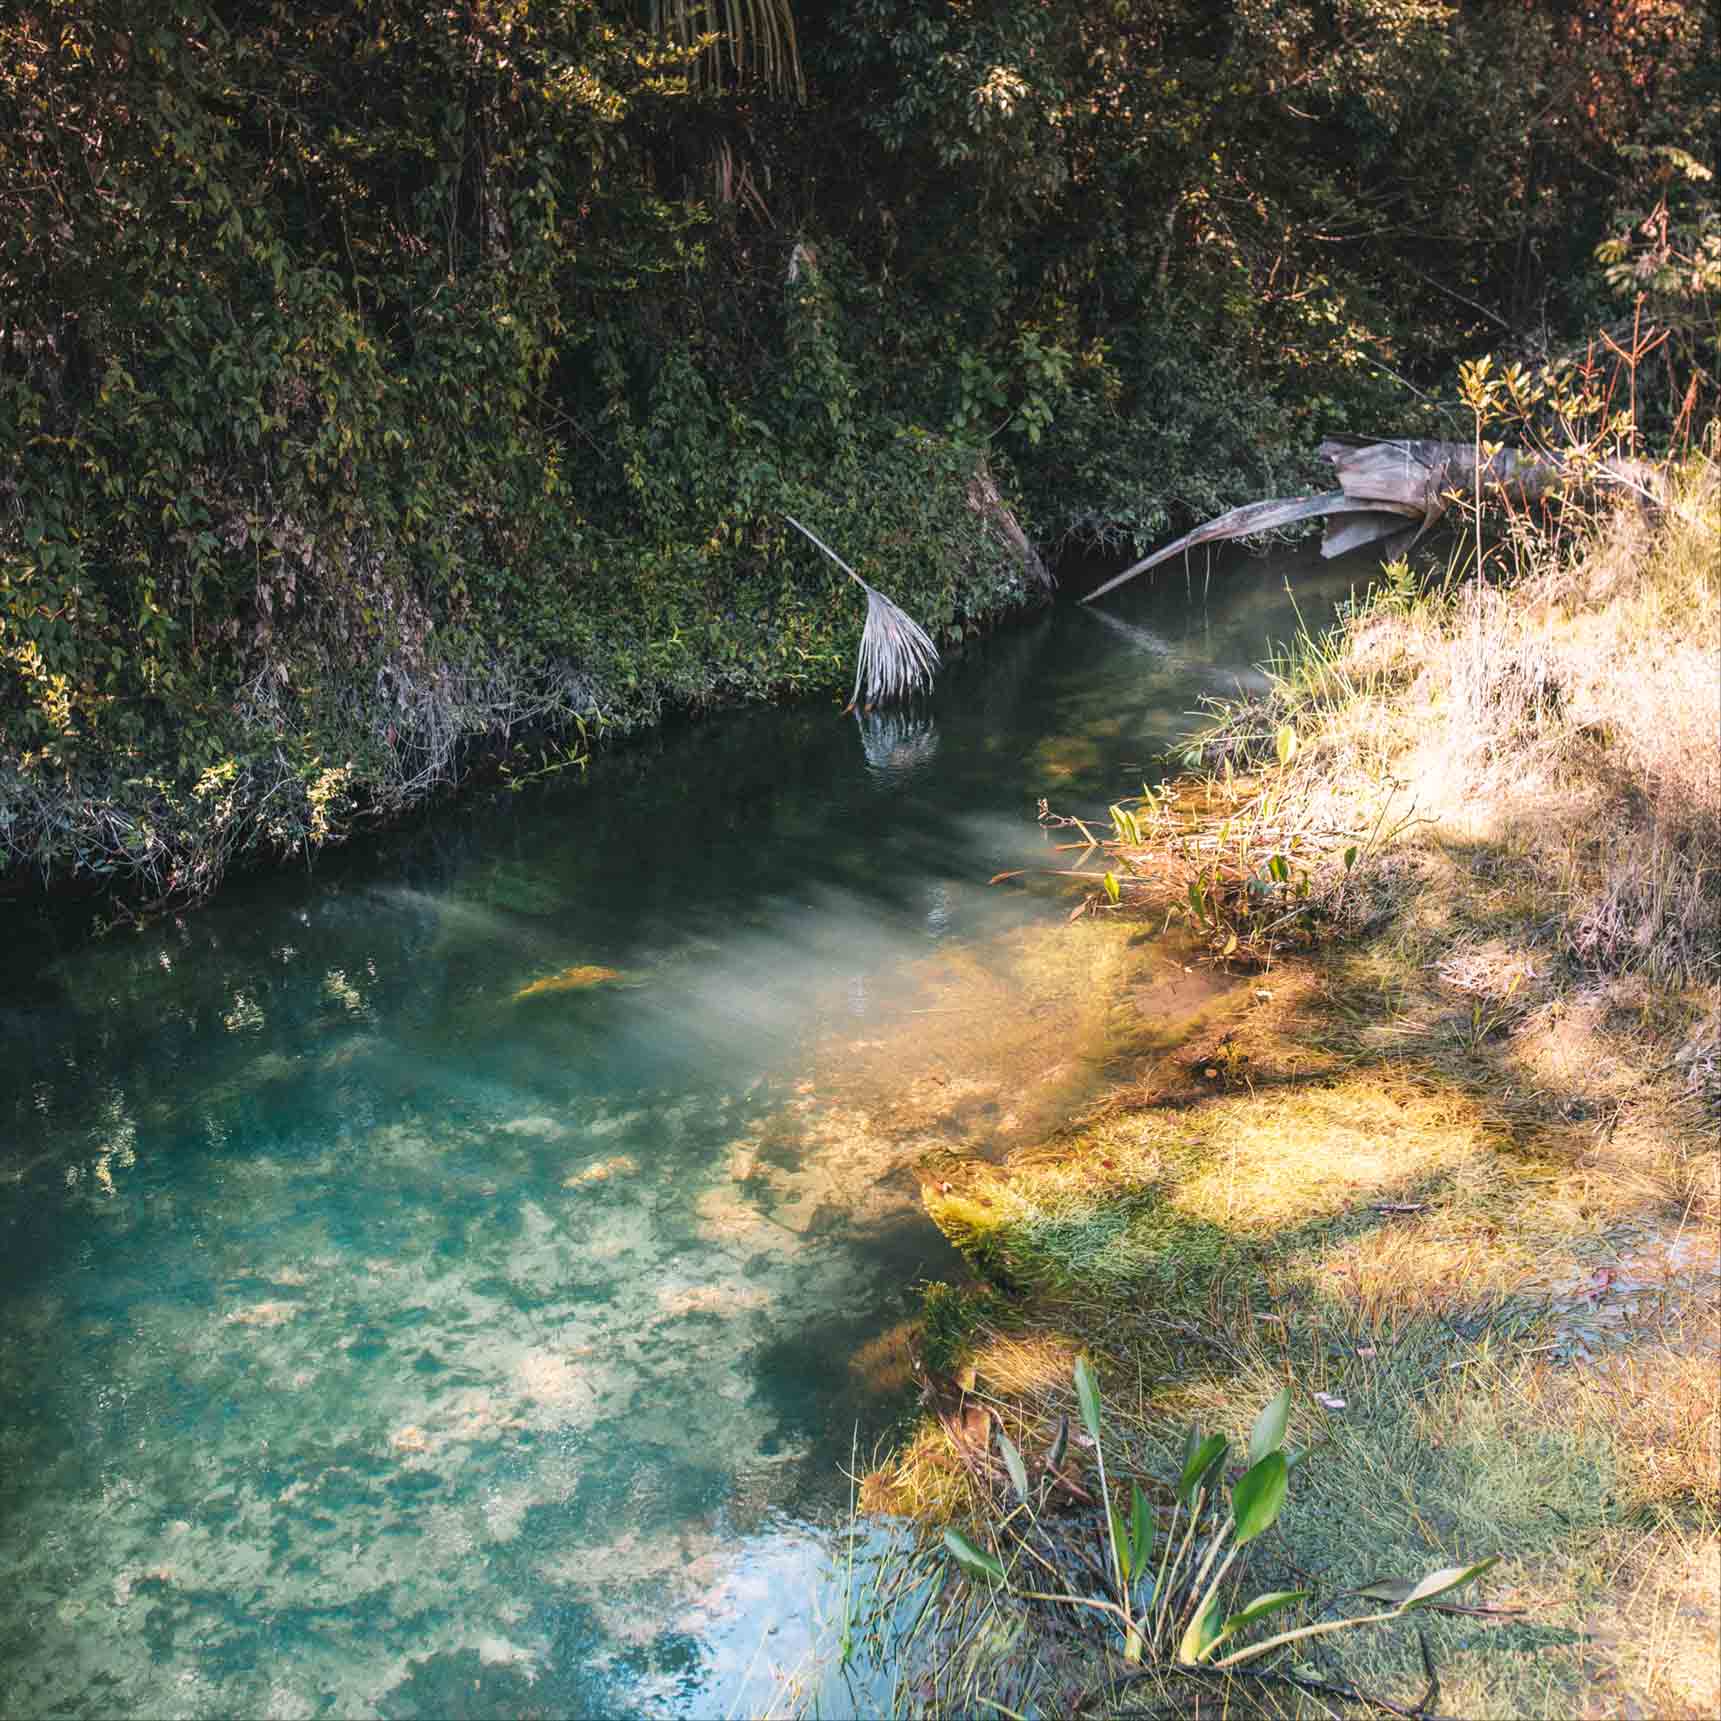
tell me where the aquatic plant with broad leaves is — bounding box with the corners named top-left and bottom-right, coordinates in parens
top-left (941, 1361), bottom-right (1498, 1704)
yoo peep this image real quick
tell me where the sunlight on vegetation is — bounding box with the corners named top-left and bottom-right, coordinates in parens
top-left (2, 3), bottom-right (1717, 1716)
top-left (833, 460), bottom-right (1720, 1719)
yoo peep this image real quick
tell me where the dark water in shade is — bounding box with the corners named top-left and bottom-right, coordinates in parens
top-left (0, 545), bottom-right (1373, 1717)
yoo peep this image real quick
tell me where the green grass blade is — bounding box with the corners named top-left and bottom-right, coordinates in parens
top-left (1129, 1481), bottom-right (1153, 1580)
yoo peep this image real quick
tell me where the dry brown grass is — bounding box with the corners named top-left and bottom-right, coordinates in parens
top-left (825, 461), bottom-right (1721, 1721)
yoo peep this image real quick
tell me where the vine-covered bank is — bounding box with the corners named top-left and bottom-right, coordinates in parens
top-left (2, 2), bottom-right (1715, 900)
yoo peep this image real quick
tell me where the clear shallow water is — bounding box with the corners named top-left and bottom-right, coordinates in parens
top-left (0, 547), bottom-right (1369, 1717)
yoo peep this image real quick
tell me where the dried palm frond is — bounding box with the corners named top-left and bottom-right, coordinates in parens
top-left (644, 0), bottom-right (804, 100)
top-left (1082, 436), bottom-right (1672, 604)
top-left (785, 514), bottom-right (941, 710)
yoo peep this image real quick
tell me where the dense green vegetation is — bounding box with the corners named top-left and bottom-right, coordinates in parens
top-left (2, 0), bottom-right (1715, 896)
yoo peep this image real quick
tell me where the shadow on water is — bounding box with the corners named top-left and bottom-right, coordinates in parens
top-left (0, 539), bottom-right (1383, 1716)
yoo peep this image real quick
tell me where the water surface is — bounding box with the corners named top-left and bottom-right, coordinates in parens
top-left (0, 546), bottom-right (1371, 1717)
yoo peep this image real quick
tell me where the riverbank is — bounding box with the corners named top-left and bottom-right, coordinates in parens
top-left (0, 449), bottom-right (1049, 917)
top-left (829, 457), bottom-right (1720, 1717)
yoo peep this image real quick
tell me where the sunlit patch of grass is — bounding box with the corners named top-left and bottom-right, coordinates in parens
top-left (824, 466), bottom-right (1721, 1719)
top-left (1170, 1073), bottom-right (1490, 1233)
top-left (858, 1416), bottom-right (976, 1523)
top-left (1562, 1311), bottom-right (1721, 1518)
top-left (1308, 1224), bottom-right (1541, 1325)
top-left (847, 1303), bottom-right (1716, 1720)
top-left (930, 1044), bottom-right (1659, 1331)
top-left (1585, 1510), bottom-right (1721, 1720)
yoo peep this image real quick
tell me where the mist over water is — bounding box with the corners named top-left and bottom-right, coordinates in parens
top-left (0, 547), bottom-right (1370, 1716)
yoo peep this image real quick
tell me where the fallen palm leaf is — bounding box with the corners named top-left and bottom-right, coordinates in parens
top-left (785, 514), bottom-right (941, 708)
top-left (1082, 436), bottom-right (1666, 602)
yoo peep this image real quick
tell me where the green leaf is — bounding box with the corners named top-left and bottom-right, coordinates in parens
top-left (997, 1427), bottom-right (1029, 1504)
top-left (1402, 1556), bottom-right (1499, 1609)
top-left (1248, 1387), bottom-right (1291, 1465)
top-left (1232, 1452), bottom-right (1288, 1547)
top-left (1268, 853), bottom-right (1290, 885)
top-left (1104, 869), bottom-right (1121, 906)
top-left (943, 1527), bottom-right (1007, 1586)
top-left (1214, 1589), bottom-right (1312, 1647)
top-left (1343, 845), bottom-right (1358, 870)
top-left (1178, 1589), bottom-right (1224, 1665)
top-left (1130, 1482), bottom-right (1153, 1580)
top-left (1275, 724), bottom-right (1299, 767)
top-left (1352, 1576), bottom-right (1417, 1605)
top-left (1073, 1357), bottom-right (1104, 1447)
top-left (1110, 1504), bottom-right (1132, 1578)
top-left (1177, 1433), bottom-right (1228, 1507)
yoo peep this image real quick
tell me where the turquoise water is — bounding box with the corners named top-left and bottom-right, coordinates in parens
top-left (0, 549), bottom-right (1367, 1717)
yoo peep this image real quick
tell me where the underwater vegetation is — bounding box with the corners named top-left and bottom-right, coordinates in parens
top-left (512, 964), bottom-right (625, 1002)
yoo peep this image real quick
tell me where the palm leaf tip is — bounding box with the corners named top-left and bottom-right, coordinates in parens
top-left (854, 582), bottom-right (940, 709)
top-left (783, 514), bottom-right (940, 709)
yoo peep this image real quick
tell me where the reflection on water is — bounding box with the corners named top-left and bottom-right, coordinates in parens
top-left (0, 544), bottom-right (1376, 1716)
top-left (855, 707), bottom-right (940, 786)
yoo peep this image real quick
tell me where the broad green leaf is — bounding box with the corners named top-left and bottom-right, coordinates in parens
top-left (1178, 1589), bottom-right (1224, 1665)
top-left (997, 1427), bottom-right (1029, 1505)
top-left (1231, 1452), bottom-right (1288, 1546)
top-left (1248, 1387), bottom-right (1291, 1465)
top-left (1402, 1556), bottom-right (1499, 1609)
top-left (1198, 1441), bottom-right (1229, 1500)
top-left (1129, 1482), bottom-right (1153, 1579)
top-left (1073, 1357), bottom-right (1103, 1447)
top-left (1110, 1504), bottom-right (1132, 1578)
top-left (943, 1527), bottom-right (1006, 1586)
top-left (1275, 724), bottom-right (1298, 767)
top-left (1268, 853), bottom-right (1290, 884)
top-left (1104, 869), bottom-right (1121, 905)
top-left (1217, 1589), bottom-right (1312, 1642)
top-left (1177, 1433), bottom-right (1228, 1506)
top-left (1180, 1424), bottom-right (1201, 1477)
top-left (1343, 845), bottom-right (1358, 870)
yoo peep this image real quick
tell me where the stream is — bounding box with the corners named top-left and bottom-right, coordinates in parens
top-left (0, 545), bottom-right (1369, 1718)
